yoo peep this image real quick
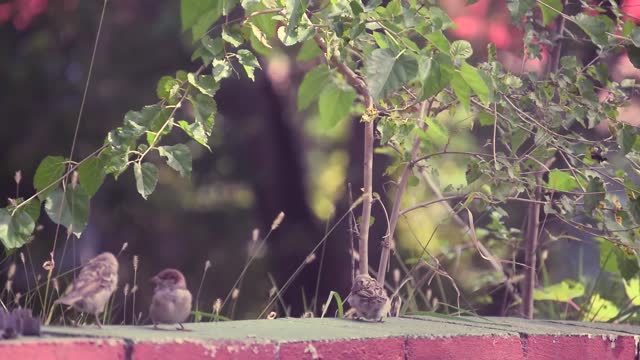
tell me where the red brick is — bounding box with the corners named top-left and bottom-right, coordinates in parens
top-left (133, 340), bottom-right (276, 360)
top-left (526, 335), bottom-right (636, 360)
top-left (407, 335), bottom-right (524, 360)
top-left (279, 337), bottom-right (405, 360)
top-left (0, 339), bottom-right (126, 360)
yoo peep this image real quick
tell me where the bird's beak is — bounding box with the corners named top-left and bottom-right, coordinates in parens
top-left (150, 276), bottom-right (159, 284)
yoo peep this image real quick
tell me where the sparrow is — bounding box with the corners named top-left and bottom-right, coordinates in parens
top-left (54, 252), bottom-right (119, 328)
top-left (347, 274), bottom-right (390, 322)
top-left (149, 268), bottom-right (192, 330)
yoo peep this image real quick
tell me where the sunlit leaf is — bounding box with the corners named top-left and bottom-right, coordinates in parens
top-left (547, 169), bottom-right (579, 192)
top-left (158, 144), bottom-right (192, 178)
top-left (134, 163), bottom-right (159, 200)
top-left (236, 49), bottom-right (261, 81)
top-left (533, 280), bottom-right (584, 302)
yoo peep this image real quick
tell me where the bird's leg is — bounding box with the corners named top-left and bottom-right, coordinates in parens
top-left (176, 323), bottom-right (189, 331)
top-left (94, 314), bottom-right (103, 329)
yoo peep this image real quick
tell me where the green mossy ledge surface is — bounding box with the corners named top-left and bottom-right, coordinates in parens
top-left (37, 316), bottom-right (640, 343)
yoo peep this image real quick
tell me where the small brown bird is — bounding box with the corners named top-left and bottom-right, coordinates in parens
top-left (348, 274), bottom-right (390, 322)
top-left (54, 252), bottom-right (119, 328)
top-left (149, 268), bottom-right (192, 330)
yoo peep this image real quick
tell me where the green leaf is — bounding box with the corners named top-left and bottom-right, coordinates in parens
top-left (0, 207), bottom-right (36, 250)
top-left (318, 82), bottom-right (357, 129)
top-left (618, 125), bottom-right (639, 155)
top-left (222, 26), bottom-right (244, 47)
top-left (33, 156), bottom-right (66, 200)
top-left (418, 56), bottom-right (447, 100)
top-left (584, 176), bottom-right (605, 213)
top-left (478, 111), bottom-right (494, 126)
top-left (598, 238), bottom-right (639, 280)
top-left (510, 128), bottom-right (529, 153)
top-left (507, 0), bottom-right (535, 20)
top-left (547, 169), bottom-right (579, 192)
top-left (298, 65), bottom-right (331, 111)
top-left (459, 62), bottom-right (490, 104)
top-left (181, 0), bottom-right (223, 41)
top-left (573, 13), bottom-right (614, 47)
top-left (538, 0), bottom-right (562, 26)
top-left (623, 278), bottom-right (640, 306)
top-left (100, 146), bottom-right (129, 179)
top-left (212, 59), bottom-right (233, 82)
top-left (450, 40), bottom-right (473, 60)
top-left (366, 48), bottom-right (418, 101)
top-left (191, 93), bottom-right (217, 136)
top-left (188, 73), bottom-right (219, 96)
top-left (44, 186), bottom-right (90, 237)
top-left (178, 120), bottom-right (211, 151)
top-left (236, 49), bottom-right (261, 81)
top-left (423, 31), bottom-right (450, 52)
top-left (451, 72), bottom-right (471, 111)
top-left (586, 294), bottom-right (619, 322)
top-left (134, 163), bottom-right (159, 200)
top-left (284, 0), bottom-right (309, 43)
top-left (78, 157), bottom-right (106, 198)
top-left (466, 160), bottom-right (482, 185)
top-left (158, 144), bottom-right (192, 178)
top-left (156, 76), bottom-right (181, 103)
top-left (533, 280), bottom-right (584, 302)
top-left (297, 39), bottom-right (322, 61)
top-left (408, 175), bottom-right (420, 187)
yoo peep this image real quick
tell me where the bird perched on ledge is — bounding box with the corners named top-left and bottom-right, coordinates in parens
top-left (149, 268), bottom-right (192, 330)
top-left (54, 252), bottom-right (119, 328)
top-left (348, 274), bottom-right (390, 322)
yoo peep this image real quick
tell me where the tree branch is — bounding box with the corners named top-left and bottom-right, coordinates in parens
top-left (313, 34), bottom-right (373, 277)
top-left (376, 101), bottom-right (430, 284)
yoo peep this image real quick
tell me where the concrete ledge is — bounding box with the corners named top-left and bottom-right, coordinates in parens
top-left (1, 316), bottom-right (639, 359)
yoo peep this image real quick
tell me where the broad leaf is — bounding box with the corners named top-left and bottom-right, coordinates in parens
top-left (188, 73), bottom-right (219, 96)
top-left (451, 72), bottom-right (471, 111)
top-left (318, 82), bottom-right (357, 129)
top-left (134, 163), bottom-right (159, 200)
top-left (181, 0), bottom-right (223, 41)
top-left (459, 62), bottom-right (490, 104)
top-left (533, 280), bottom-right (584, 302)
top-left (573, 13), bottom-right (614, 47)
top-left (78, 157), bottom-right (106, 198)
top-left (418, 56), bottom-right (448, 100)
top-left (158, 144), bottom-right (192, 178)
top-left (44, 186), bottom-right (90, 237)
top-left (366, 48), bottom-right (418, 100)
top-left (538, 0), bottom-right (562, 26)
top-left (178, 120), bottom-right (211, 151)
top-left (547, 169), bottom-right (579, 192)
top-left (191, 93), bottom-right (217, 136)
top-left (34, 156), bottom-right (66, 200)
top-left (298, 65), bottom-right (331, 111)
top-left (584, 176), bottom-right (605, 213)
top-left (450, 40), bottom-right (473, 60)
top-left (0, 207), bottom-right (36, 250)
top-left (236, 49), bottom-right (261, 81)
top-left (284, 0), bottom-right (309, 44)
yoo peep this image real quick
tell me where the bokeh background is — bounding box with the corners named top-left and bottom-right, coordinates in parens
top-left (2, 0), bottom-right (640, 321)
